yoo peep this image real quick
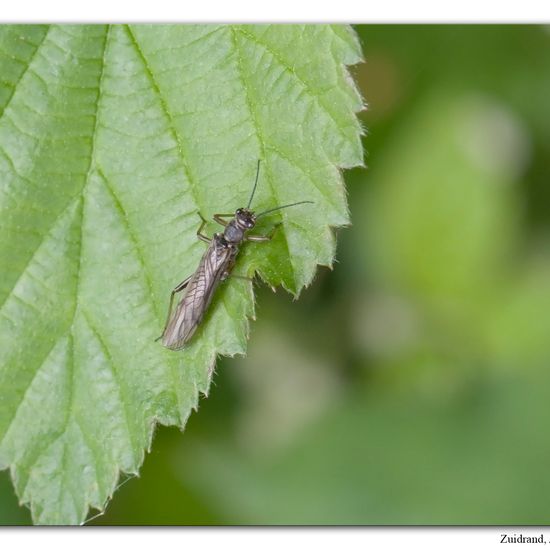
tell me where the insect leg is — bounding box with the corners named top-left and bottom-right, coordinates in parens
top-left (245, 222), bottom-right (282, 242)
top-left (229, 274), bottom-right (254, 282)
top-left (173, 275), bottom-right (192, 293)
top-left (220, 247), bottom-right (252, 283)
top-left (221, 258), bottom-right (252, 282)
top-left (196, 213), bottom-right (212, 243)
top-left (213, 214), bottom-right (234, 227)
top-left (220, 253), bottom-right (237, 281)
top-left (155, 275), bottom-right (192, 342)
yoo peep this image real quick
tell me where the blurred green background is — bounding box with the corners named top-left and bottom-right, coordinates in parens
top-left (2, 24), bottom-right (550, 525)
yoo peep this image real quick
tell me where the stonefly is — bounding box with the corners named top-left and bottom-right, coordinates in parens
top-left (158, 161), bottom-right (312, 350)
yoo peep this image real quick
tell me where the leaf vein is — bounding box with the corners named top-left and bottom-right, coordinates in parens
top-left (0, 195), bottom-right (81, 314)
top-left (125, 25), bottom-right (201, 215)
top-left (235, 26), bottom-right (353, 144)
top-left (81, 310), bottom-right (140, 469)
top-left (229, 27), bottom-right (296, 288)
top-left (0, 26), bottom-right (50, 120)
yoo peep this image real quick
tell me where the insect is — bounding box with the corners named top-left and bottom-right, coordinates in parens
top-left (158, 161), bottom-right (312, 350)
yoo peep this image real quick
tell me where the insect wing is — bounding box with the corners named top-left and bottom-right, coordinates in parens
top-left (162, 240), bottom-right (233, 350)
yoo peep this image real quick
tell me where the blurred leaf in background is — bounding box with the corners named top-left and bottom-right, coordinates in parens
top-left (3, 24), bottom-right (550, 525)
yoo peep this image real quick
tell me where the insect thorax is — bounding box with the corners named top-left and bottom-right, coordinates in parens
top-left (223, 221), bottom-right (246, 243)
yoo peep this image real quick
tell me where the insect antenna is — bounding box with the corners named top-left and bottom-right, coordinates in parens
top-left (256, 200), bottom-right (314, 218)
top-left (247, 159), bottom-right (262, 209)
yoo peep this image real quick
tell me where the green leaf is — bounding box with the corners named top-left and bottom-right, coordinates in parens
top-left (0, 24), bottom-right (363, 524)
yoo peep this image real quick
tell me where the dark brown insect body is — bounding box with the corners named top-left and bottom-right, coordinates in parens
top-left (158, 163), bottom-right (312, 350)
